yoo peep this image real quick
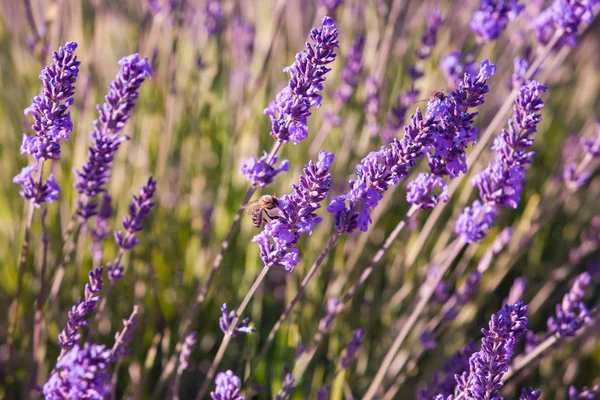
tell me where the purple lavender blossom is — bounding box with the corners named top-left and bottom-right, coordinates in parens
top-left (13, 163), bottom-right (60, 207)
top-left (512, 57), bottom-right (530, 89)
top-left (420, 331), bottom-right (438, 351)
top-left (318, 297), bottom-right (341, 331)
top-left (177, 332), bottom-right (197, 375)
top-left (406, 173), bottom-right (449, 209)
top-left (264, 17), bottom-right (339, 144)
top-left (547, 272), bottom-right (591, 336)
top-left (219, 303), bottom-right (255, 336)
top-left (239, 153), bottom-right (289, 188)
top-left (58, 266), bottom-right (104, 350)
top-left (470, 0), bottom-right (524, 42)
top-left (570, 385), bottom-right (599, 400)
top-left (420, 341), bottom-right (477, 399)
top-left (340, 328), bottom-right (365, 368)
top-left (74, 54), bottom-right (151, 220)
top-left (203, 0), bottom-right (223, 36)
top-left (456, 79), bottom-right (546, 243)
top-left (318, 0), bottom-right (344, 15)
top-left (43, 343), bottom-right (113, 399)
top-left (532, 0), bottom-right (598, 48)
top-left (228, 19), bottom-right (255, 88)
top-left (364, 75), bottom-right (381, 136)
top-left (454, 302), bottom-right (528, 400)
top-left (20, 42), bottom-right (79, 161)
top-left (275, 372), bottom-right (295, 400)
top-left (317, 386), bottom-right (330, 400)
top-left (211, 370), bottom-right (244, 400)
top-left (416, 8), bottom-right (443, 59)
top-left (520, 388), bottom-right (542, 399)
top-left (114, 177), bottom-right (157, 251)
top-left (440, 52), bottom-right (478, 89)
top-left (332, 33), bottom-right (365, 105)
top-left (253, 151), bottom-right (334, 271)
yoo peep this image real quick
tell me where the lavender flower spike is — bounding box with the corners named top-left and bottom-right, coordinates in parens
top-left (254, 151), bottom-right (334, 271)
top-left (340, 328), bottom-right (366, 368)
top-left (240, 152), bottom-right (289, 188)
top-left (332, 33), bottom-right (365, 106)
top-left (547, 272), bottom-right (591, 336)
top-left (470, 0), bottom-right (524, 42)
top-left (211, 370), bottom-right (245, 400)
top-left (532, 0), bottom-right (598, 48)
top-left (456, 79), bottom-right (546, 243)
top-left (13, 162), bottom-right (60, 207)
top-left (43, 343), bottom-right (113, 399)
top-left (264, 17), bottom-right (339, 144)
top-left (219, 303), bottom-right (255, 336)
top-left (177, 332), bottom-right (197, 375)
top-left (74, 53), bottom-right (151, 220)
top-left (520, 387), bottom-right (542, 400)
top-left (454, 302), bottom-right (528, 399)
top-left (416, 8), bottom-right (443, 59)
top-left (20, 41), bottom-right (80, 161)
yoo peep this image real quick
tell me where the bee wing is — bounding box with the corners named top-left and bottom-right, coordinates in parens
top-left (242, 200), bottom-right (259, 213)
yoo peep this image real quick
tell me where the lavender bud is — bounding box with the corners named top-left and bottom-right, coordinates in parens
top-left (177, 332), bottom-right (197, 375)
top-left (416, 8), bottom-right (443, 59)
top-left (520, 387), bottom-right (542, 400)
top-left (114, 177), bottom-right (157, 251)
top-left (532, 0), bottom-right (597, 48)
top-left (406, 173), bottom-right (449, 209)
top-left (340, 328), bottom-right (365, 369)
top-left (13, 163), bottom-right (60, 207)
top-left (440, 52), bottom-right (478, 89)
top-left (211, 370), bottom-right (244, 400)
top-left (569, 385), bottom-right (599, 400)
top-left (203, 0), bottom-right (223, 36)
top-left (332, 33), bottom-right (365, 105)
top-left (547, 272), bottom-right (591, 336)
top-left (470, 0), bottom-right (524, 42)
top-left (239, 153), bottom-right (289, 188)
top-left (364, 75), bottom-right (381, 137)
top-left (219, 303), bottom-right (255, 336)
top-left (275, 372), bottom-right (295, 400)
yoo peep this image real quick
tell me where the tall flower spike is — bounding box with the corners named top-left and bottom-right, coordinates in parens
top-left (74, 54), bottom-right (151, 220)
top-left (456, 79), bottom-right (546, 243)
top-left (58, 266), bottom-right (104, 350)
top-left (416, 7), bottom-right (443, 59)
top-left (532, 0), bottom-right (598, 48)
top-left (253, 151), bottom-right (334, 271)
top-left (177, 332), bottom-right (197, 375)
top-left (547, 272), bottom-right (591, 336)
top-left (332, 33), bottom-right (365, 106)
top-left (20, 41), bottom-right (80, 161)
top-left (264, 17), bottom-right (339, 144)
top-left (219, 303), bottom-right (255, 336)
top-left (329, 60), bottom-right (495, 233)
top-left (114, 177), bottom-right (157, 251)
top-left (210, 370), bottom-right (244, 400)
top-left (470, 0), bottom-right (524, 42)
top-left (43, 343), bottom-right (113, 400)
top-left (454, 302), bottom-right (528, 400)
top-left (340, 328), bottom-right (366, 369)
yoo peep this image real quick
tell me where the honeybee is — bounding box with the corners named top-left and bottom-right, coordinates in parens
top-left (416, 90), bottom-right (447, 103)
top-left (244, 195), bottom-right (280, 228)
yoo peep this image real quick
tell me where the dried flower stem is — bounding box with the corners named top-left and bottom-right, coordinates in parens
top-left (405, 29), bottom-right (565, 266)
top-left (194, 265), bottom-right (271, 400)
top-left (362, 238), bottom-right (465, 400)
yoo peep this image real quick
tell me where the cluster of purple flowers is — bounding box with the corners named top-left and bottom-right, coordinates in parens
top-left (43, 343), bottom-right (113, 399)
top-left (406, 173), bottom-right (449, 209)
top-left (177, 332), bottom-right (197, 375)
top-left (470, 0), bottom-right (524, 42)
top-left (14, 42), bottom-right (80, 205)
top-left (219, 303), bottom-right (255, 336)
top-left (441, 53), bottom-right (478, 89)
top-left (275, 372), bottom-right (296, 400)
top-left (74, 54), bottom-right (152, 220)
top-left (329, 60), bottom-right (496, 233)
top-left (455, 78), bottom-right (546, 243)
top-left (416, 8), bottom-right (443, 59)
top-left (211, 370), bottom-right (244, 400)
top-left (520, 388), bottom-right (543, 400)
top-left (203, 0), bottom-right (223, 36)
top-left (253, 151), bottom-right (334, 271)
top-left (264, 17), bottom-right (339, 144)
top-left (547, 272), bottom-right (591, 336)
top-left (532, 0), bottom-right (599, 47)
top-left (453, 302), bottom-right (529, 399)
top-left (239, 153), bottom-right (289, 188)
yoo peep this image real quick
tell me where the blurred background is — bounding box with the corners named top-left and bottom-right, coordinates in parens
top-left (0, 0), bottom-right (599, 398)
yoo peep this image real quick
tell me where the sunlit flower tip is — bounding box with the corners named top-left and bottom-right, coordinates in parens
top-left (211, 370), bottom-right (244, 400)
top-left (219, 303), bottom-right (255, 336)
top-left (43, 343), bottom-right (113, 400)
top-left (265, 17), bottom-right (339, 144)
top-left (240, 153), bottom-right (289, 188)
top-left (520, 387), bottom-right (542, 400)
top-left (406, 173), bottom-right (449, 209)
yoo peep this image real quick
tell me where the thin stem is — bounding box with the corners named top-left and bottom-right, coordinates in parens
top-left (29, 207), bottom-right (49, 395)
top-left (47, 219), bottom-right (83, 304)
top-left (246, 233), bottom-right (339, 383)
top-left (362, 239), bottom-right (465, 400)
top-left (404, 29), bottom-right (565, 266)
top-left (504, 334), bottom-right (558, 382)
top-left (194, 266), bottom-right (271, 400)
top-left (155, 142), bottom-right (283, 392)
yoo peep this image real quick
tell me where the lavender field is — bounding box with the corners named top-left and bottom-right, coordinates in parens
top-left (1, 0), bottom-right (599, 399)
